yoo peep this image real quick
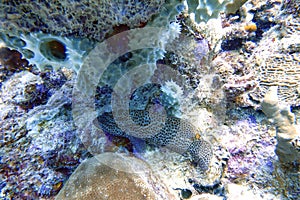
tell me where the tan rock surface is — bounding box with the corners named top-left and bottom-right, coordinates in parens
top-left (56, 152), bottom-right (175, 200)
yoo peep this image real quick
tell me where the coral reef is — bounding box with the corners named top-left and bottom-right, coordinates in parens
top-left (0, 68), bottom-right (67, 111)
top-left (72, 23), bottom-right (183, 128)
top-left (212, 0), bottom-right (300, 107)
top-left (248, 7), bottom-right (300, 106)
top-left (1, 71), bottom-right (44, 109)
top-left (73, 21), bottom-right (215, 173)
top-left (0, 47), bottom-right (34, 86)
top-left (213, 107), bottom-right (299, 199)
top-left (0, 77), bottom-right (88, 198)
top-left (261, 86), bottom-right (300, 164)
top-left (1, 0), bottom-right (299, 199)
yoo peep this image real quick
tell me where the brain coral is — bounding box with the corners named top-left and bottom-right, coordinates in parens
top-left (56, 153), bottom-right (176, 199)
top-left (0, 0), bottom-right (165, 41)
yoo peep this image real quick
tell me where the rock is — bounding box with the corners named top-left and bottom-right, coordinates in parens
top-left (226, 183), bottom-right (261, 200)
top-left (0, 71), bottom-right (43, 106)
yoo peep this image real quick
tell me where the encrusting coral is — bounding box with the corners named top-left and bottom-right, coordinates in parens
top-left (261, 86), bottom-right (300, 164)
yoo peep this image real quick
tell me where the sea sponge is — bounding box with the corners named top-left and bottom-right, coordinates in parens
top-left (244, 23), bottom-right (257, 32)
top-left (0, 32), bottom-right (95, 72)
top-left (0, 0), bottom-right (166, 41)
top-left (20, 33), bottom-right (94, 72)
top-left (0, 1), bottom-right (184, 72)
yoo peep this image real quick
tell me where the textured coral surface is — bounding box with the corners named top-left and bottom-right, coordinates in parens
top-left (56, 153), bottom-right (176, 200)
top-left (0, 0), bottom-right (300, 199)
top-left (0, 0), bottom-right (165, 41)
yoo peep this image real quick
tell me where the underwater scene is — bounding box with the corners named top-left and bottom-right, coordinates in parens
top-left (0, 0), bottom-right (299, 199)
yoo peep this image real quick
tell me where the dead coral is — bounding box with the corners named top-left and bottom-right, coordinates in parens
top-left (212, 51), bottom-right (257, 106)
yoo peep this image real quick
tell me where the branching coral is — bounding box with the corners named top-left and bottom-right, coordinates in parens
top-left (261, 86), bottom-right (300, 164)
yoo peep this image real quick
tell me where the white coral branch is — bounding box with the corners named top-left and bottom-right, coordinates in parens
top-left (261, 86), bottom-right (300, 163)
